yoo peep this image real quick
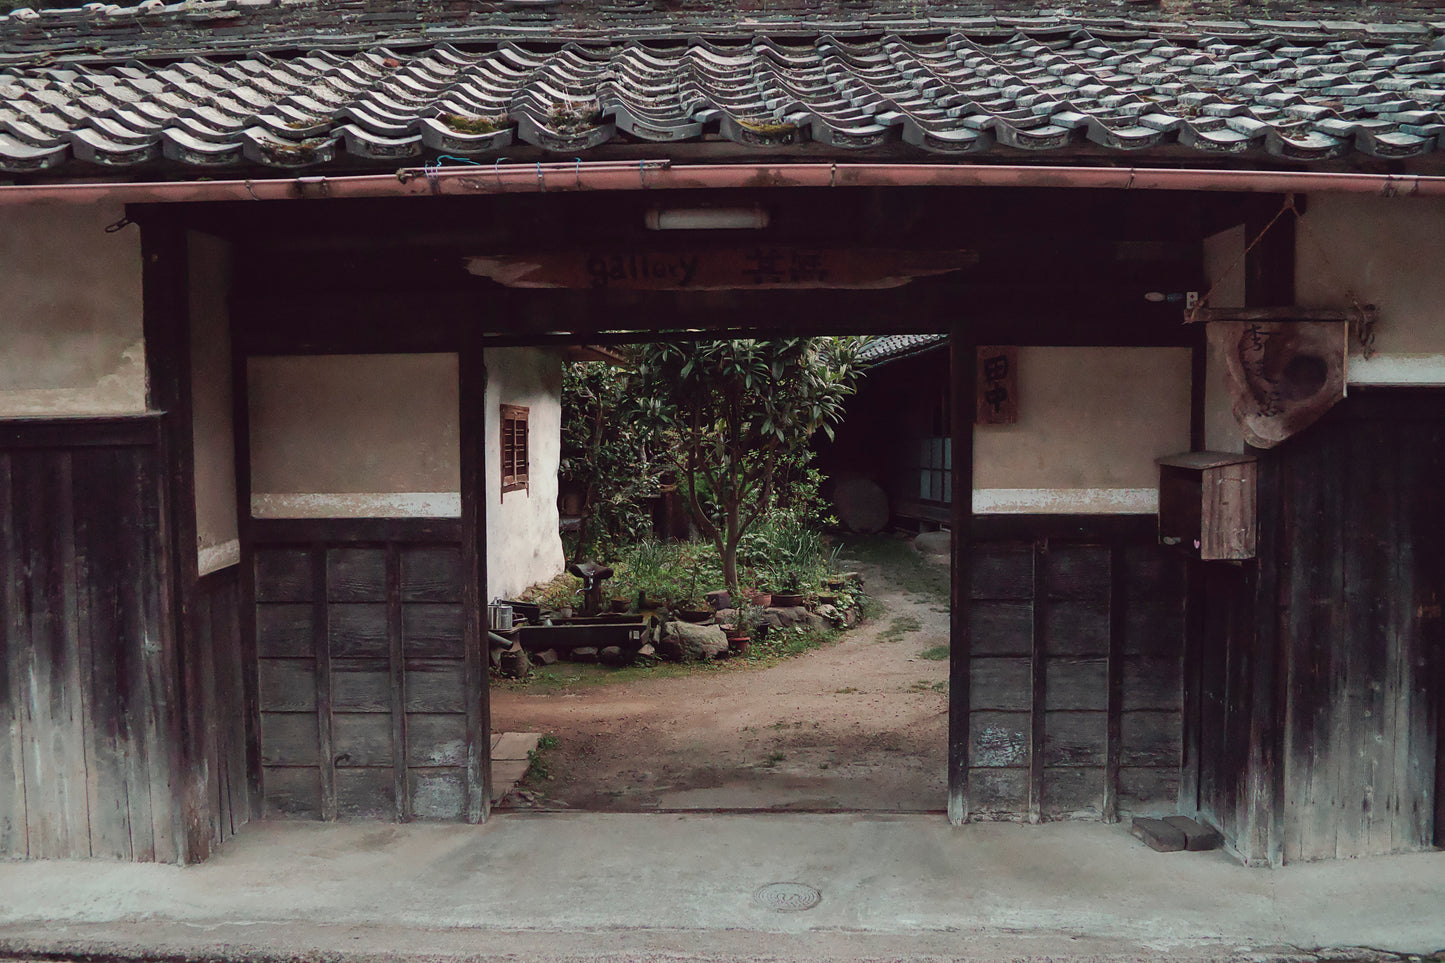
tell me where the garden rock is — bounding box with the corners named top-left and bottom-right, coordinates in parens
top-left (533, 648), bottom-right (559, 666)
top-left (705, 590), bottom-right (732, 611)
top-left (599, 645), bottom-right (626, 665)
top-left (570, 646), bottom-right (599, 663)
top-left (914, 531), bottom-right (951, 556)
top-left (770, 606), bottom-right (809, 627)
top-left (833, 476), bottom-right (889, 533)
top-left (817, 603), bottom-right (843, 625)
top-left (661, 620), bottom-right (729, 661)
top-left (801, 611), bottom-right (829, 633)
top-left (714, 608), bottom-right (738, 626)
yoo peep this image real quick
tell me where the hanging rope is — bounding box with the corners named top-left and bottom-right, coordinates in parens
top-left (1192, 193), bottom-right (1378, 358)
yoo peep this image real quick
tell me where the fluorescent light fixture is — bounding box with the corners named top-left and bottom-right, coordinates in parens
top-left (645, 206), bottom-right (769, 230)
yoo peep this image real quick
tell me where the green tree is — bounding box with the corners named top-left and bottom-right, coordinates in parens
top-left (632, 338), bottom-right (865, 593)
top-left (559, 360), bottom-right (661, 560)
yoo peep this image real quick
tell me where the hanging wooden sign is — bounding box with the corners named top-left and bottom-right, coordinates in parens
top-left (464, 248), bottom-right (976, 291)
top-left (1208, 318), bottom-right (1347, 448)
top-left (975, 345), bottom-right (1019, 425)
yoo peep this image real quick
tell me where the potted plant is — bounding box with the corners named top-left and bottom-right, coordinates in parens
top-left (770, 565), bottom-right (809, 607)
top-left (724, 602), bottom-right (764, 656)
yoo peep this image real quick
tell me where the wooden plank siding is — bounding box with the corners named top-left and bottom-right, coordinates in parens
top-left (0, 417), bottom-right (191, 860)
top-left (1272, 390), bottom-right (1445, 861)
top-left (966, 517), bottom-right (1186, 820)
top-left (252, 525), bottom-right (471, 822)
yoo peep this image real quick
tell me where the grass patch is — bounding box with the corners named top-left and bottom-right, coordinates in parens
top-left (834, 686), bottom-right (861, 694)
top-left (761, 751), bottom-right (787, 767)
top-left (877, 614), bottom-right (922, 644)
top-left (839, 534), bottom-right (951, 604)
top-left (917, 645), bottom-right (950, 661)
top-left (523, 733), bottom-right (559, 783)
top-left (907, 679), bottom-right (948, 694)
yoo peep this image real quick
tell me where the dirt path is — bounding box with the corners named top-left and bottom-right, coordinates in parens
top-left (490, 551), bottom-right (951, 811)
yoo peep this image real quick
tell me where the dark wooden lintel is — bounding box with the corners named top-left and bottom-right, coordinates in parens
top-left (0, 415), bottom-right (162, 450)
top-left (249, 518), bottom-right (463, 546)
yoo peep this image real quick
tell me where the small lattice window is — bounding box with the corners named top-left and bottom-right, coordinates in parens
top-left (500, 404), bottom-right (529, 497)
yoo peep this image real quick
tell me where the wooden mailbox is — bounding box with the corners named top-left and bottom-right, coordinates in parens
top-left (1156, 451), bottom-right (1258, 561)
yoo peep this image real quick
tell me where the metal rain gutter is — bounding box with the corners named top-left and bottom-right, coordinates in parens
top-left (2, 160), bottom-right (1444, 205)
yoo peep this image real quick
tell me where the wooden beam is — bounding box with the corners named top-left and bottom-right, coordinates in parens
top-left (139, 213), bottom-right (192, 864)
top-left (230, 348), bottom-right (263, 821)
top-left (1028, 543), bottom-right (1048, 825)
top-left (1104, 543), bottom-right (1126, 824)
top-left (311, 548), bottom-right (336, 822)
top-left (386, 544), bottom-right (410, 822)
top-left (460, 331), bottom-right (491, 822)
top-left (947, 327), bottom-right (974, 825)
top-left (1242, 195), bottom-right (1293, 867)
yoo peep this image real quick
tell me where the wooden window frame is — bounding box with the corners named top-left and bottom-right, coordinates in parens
top-left (500, 403), bottom-right (529, 498)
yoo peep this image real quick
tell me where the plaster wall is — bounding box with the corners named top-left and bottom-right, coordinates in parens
top-left (248, 353), bottom-right (461, 517)
top-left (1298, 193), bottom-right (1445, 385)
top-left (973, 347), bottom-right (1192, 514)
top-left (246, 349), bottom-right (564, 599)
top-left (190, 232), bottom-right (239, 576)
top-left (484, 347), bottom-right (565, 600)
top-left (1202, 225), bottom-right (1248, 454)
top-left (0, 203), bottom-right (146, 415)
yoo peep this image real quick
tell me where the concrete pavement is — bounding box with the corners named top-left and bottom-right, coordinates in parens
top-left (0, 813), bottom-right (1441, 963)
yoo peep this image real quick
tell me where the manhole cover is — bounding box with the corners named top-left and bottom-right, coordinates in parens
top-left (753, 881), bottom-right (822, 912)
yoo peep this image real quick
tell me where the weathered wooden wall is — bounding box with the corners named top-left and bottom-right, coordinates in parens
top-left (0, 417), bottom-right (181, 860)
top-left (1274, 390), bottom-right (1443, 860)
top-left (1190, 390), bottom-right (1444, 863)
top-left (251, 520), bottom-right (484, 821)
top-left (966, 518), bottom-right (1185, 820)
top-left (188, 567), bottom-right (253, 847)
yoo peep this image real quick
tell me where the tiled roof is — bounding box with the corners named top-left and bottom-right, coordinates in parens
top-left (858, 334), bottom-right (948, 364)
top-left (4, 22), bottom-right (1445, 174)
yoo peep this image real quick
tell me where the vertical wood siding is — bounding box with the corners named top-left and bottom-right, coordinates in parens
top-left (1274, 391), bottom-right (1444, 861)
top-left (966, 520), bottom-right (1185, 820)
top-left (1193, 390), bottom-right (1443, 863)
top-left (0, 420), bottom-right (181, 860)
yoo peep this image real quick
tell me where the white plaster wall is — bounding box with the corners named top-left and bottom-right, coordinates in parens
top-left (248, 353), bottom-right (461, 515)
top-left (0, 203), bottom-right (146, 415)
top-left (484, 347), bottom-right (565, 600)
top-left (973, 346), bottom-right (1192, 513)
top-left (189, 232), bottom-right (239, 576)
top-left (1298, 193), bottom-right (1445, 385)
top-left (1202, 224), bottom-right (1248, 454)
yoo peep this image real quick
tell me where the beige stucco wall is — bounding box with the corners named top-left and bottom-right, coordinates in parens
top-left (247, 348), bottom-right (563, 598)
top-left (973, 346), bottom-right (1192, 513)
top-left (485, 347), bottom-right (565, 600)
top-left (1202, 224), bottom-right (1248, 454)
top-left (190, 232), bottom-right (239, 576)
top-left (248, 353), bottom-right (462, 516)
top-left (1298, 193), bottom-right (1445, 385)
top-left (0, 203), bottom-right (146, 415)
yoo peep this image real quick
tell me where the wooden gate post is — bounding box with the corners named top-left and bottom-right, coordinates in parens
top-left (948, 324), bottom-right (975, 824)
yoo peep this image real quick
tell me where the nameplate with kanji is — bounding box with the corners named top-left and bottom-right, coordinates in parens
top-left (976, 345), bottom-right (1019, 425)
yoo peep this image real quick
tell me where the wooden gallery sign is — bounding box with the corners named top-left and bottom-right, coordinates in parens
top-left (465, 248), bottom-right (976, 290)
top-left (1202, 313), bottom-right (1349, 448)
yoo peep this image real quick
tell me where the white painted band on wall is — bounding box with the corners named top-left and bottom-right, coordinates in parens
top-left (972, 488), bottom-right (1158, 515)
top-left (1347, 354), bottom-right (1445, 386)
top-left (197, 538), bottom-right (241, 576)
top-left (251, 492), bottom-right (462, 519)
